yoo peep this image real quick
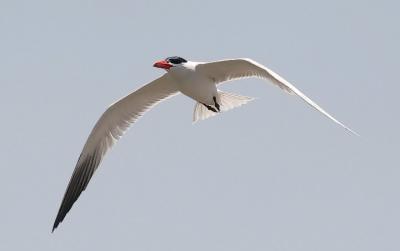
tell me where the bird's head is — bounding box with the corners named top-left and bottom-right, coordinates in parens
top-left (153, 56), bottom-right (188, 70)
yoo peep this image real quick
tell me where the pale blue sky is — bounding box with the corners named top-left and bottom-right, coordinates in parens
top-left (1, 0), bottom-right (399, 250)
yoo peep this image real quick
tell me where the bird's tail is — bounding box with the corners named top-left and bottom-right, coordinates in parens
top-left (193, 91), bottom-right (254, 123)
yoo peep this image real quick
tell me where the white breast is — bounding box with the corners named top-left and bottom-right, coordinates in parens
top-left (168, 62), bottom-right (218, 106)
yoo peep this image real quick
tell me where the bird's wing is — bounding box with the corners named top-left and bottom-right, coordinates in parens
top-left (52, 74), bottom-right (178, 231)
top-left (196, 58), bottom-right (358, 135)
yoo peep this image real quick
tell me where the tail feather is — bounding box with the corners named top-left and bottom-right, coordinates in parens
top-left (193, 91), bottom-right (254, 123)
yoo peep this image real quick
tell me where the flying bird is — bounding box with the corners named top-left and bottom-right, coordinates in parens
top-left (52, 57), bottom-right (357, 231)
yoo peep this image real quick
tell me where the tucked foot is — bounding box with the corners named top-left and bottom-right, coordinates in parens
top-left (213, 96), bottom-right (220, 112)
top-left (202, 103), bottom-right (218, 113)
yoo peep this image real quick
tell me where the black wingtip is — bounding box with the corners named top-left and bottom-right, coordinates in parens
top-left (52, 217), bottom-right (60, 233)
top-left (52, 151), bottom-right (99, 233)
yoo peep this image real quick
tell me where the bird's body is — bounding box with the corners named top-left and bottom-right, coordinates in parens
top-left (52, 56), bottom-right (357, 232)
top-left (170, 61), bottom-right (219, 106)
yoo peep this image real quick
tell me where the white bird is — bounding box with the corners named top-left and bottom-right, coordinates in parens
top-left (52, 57), bottom-right (357, 231)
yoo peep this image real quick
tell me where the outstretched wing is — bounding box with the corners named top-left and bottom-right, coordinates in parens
top-left (197, 58), bottom-right (358, 135)
top-left (53, 74), bottom-right (178, 231)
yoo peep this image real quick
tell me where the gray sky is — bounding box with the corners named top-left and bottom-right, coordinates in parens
top-left (1, 0), bottom-right (399, 250)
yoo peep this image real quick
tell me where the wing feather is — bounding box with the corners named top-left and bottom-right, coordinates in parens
top-left (52, 74), bottom-right (178, 231)
top-left (197, 58), bottom-right (358, 135)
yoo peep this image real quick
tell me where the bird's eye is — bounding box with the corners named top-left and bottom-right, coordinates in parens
top-left (166, 56), bottom-right (187, 65)
top-left (168, 58), bottom-right (181, 64)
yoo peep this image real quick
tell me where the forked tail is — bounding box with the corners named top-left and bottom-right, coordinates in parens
top-left (193, 91), bottom-right (254, 123)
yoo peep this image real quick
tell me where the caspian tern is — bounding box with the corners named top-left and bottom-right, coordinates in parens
top-left (52, 56), bottom-right (357, 231)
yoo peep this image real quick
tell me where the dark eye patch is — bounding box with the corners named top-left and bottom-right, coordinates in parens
top-left (166, 56), bottom-right (187, 64)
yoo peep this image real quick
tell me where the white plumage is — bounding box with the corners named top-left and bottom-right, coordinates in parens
top-left (53, 57), bottom-right (357, 231)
